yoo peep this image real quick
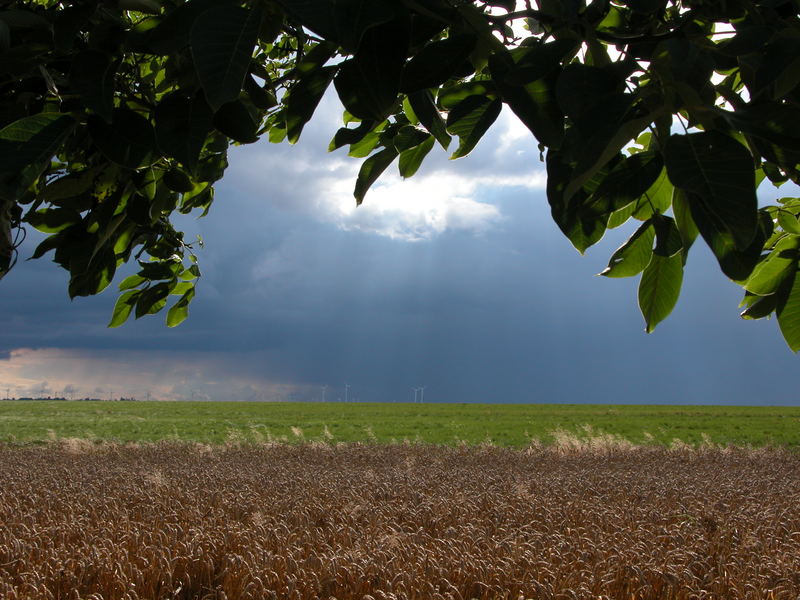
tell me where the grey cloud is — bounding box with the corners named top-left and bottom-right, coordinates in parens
top-left (0, 98), bottom-right (797, 406)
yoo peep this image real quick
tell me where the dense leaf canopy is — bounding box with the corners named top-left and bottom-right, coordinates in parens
top-left (1, 0), bottom-right (799, 348)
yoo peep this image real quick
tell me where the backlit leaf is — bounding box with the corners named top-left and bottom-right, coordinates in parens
top-left (446, 95), bottom-right (502, 159)
top-left (398, 135), bottom-right (434, 178)
top-left (777, 267), bottom-right (800, 352)
top-left (601, 219), bottom-right (654, 278)
top-left (638, 251), bottom-right (683, 333)
top-left (108, 290), bottom-right (140, 328)
top-left (745, 235), bottom-right (800, 296)
top-left (354, 147), bottom-right (398, 205)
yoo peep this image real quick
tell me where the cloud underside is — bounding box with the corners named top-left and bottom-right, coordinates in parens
top-left (229, 107), bottom-right (545, 241)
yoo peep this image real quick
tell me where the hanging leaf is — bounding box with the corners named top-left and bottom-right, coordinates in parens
top-left (490, 49), bottom-right (564, 148)
top-left (589, 151), bottom-right (664, 217)
top-left (212, 99), bottom-right (259, 144)
top-left (334, 19), bottom-right (410, 122)
top-left (601, 219), bottom-right (655, 278)
top-left (744, 235), bottom-right (800, 296)
top-left (108, 290), bottom-right (141, 328)
top-left (283, 43), bottom-right (338, 144)
top-left (563, 96), bottom-right (657, 202)
top-left (671, 188), bottom-right (699, 258)
top-left (446, 95), bottom-right (502, 159)
top-left (665, 132), bottom-right (758, 251)
top-left (354, 147), bottom-right (398, 205)
top-left (0, 113), bottom-right (75, 197)
top-left (69, 51), bottom-right (119, 123)
top-left (167, 286), bottom-right (195, 327)
top-left (274, 0), bottom-right (396, 52)
top-left (398, 135), bottom-right (434, 178)
top-left (135, 281), bottom-right (172, 318)
top-left (777, 267), bottom-right (800, 352)
top-left (407, 90), bottom-right (450, 149)
top-left (400, 34), bottom-right (477, 93)
top-left (191, 4), bottom-right (262, 111)
top-left (638, 251), bottom-right (683, 333)
top-left (155, 92), bottom-right (214, 172)
top-left (88, 109), bottom-right (158, 170)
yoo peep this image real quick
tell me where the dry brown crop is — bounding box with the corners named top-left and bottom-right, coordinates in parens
top-left (1, 441), bottom-right (799, 600)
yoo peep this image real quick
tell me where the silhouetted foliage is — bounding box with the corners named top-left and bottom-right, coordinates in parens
top-left (1, 0), bottom-right (799, 347)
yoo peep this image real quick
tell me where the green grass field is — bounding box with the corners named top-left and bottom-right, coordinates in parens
top-left (0, 401), bottom-right (799, 446)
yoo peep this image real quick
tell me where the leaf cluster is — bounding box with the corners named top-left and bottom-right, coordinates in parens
top-left (0, 0), bottom-right (799, 348)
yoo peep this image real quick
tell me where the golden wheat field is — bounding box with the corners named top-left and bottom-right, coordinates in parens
top-left (1, 440), bottom-right (799, 600)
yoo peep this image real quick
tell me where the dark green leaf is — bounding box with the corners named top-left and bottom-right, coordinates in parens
top-left (446, 95), bottom-right (502, 159)
top-left (601, 219), bottom-right (654, 278)
top-left (555, 63), bottom-right (620, 121)
top-left (163, 169), bottom-right (195, 193)
top-left (191, 4), bottom-right (262, 111)
top-left (213, 99), bottom-right (259, 144)
top-left (135, 281), bottom-right (172, 318)
top-left (334, 19), bottom-right (409, 122)
top-left (563, 96), bottom-right (656, 201)
top-left (286, 66), bottom-right (337, 143)
top-left (88, 109), bottom-right (157, 170)
top-left (653, 215), bottom-right (683, 258)
top-left (275, 0), bottom-right (396, 52)
top-left (546, 149), bottom-right (611, 253)
top-left (589, 152), bottom-right (664, 217)
top-left (25, 208), bottom-right (81, 234)
top-left (329, 120), bottom-right (378, 152)
top-left (244, 73), bottom-right (277, 110)
top-left (691, 201), bottom-right (769, 282)
top-left (490, 50), bottom-right (563, 147)
top-left (146, 0), bottom-right (224, 54)
top-left (408, 89), bottom-right (450, 149)
top-left (754, 29), bottom-right (800, 100)
top-left (68, 247), bottom-right (117, 298)
top-left (69, 51), bottom-right (119, 123)
top-left (155, 92), bottom-right (215, 172)
top-left (354, 147), bottom-right (398, 205)
top-left (665, 132), bottom-right (758, 250)
top-left (437, 81), bottom-right (496, 110)
top-left (393, 126), bottom-right (430, 152)
top-left (638, 251), bottom-right (683, 333)
top-left (400, 34), bottom-right (476, 93)
top-left (0, 113), bottom-right (75, 198)
top-left (740, 290), bottom-right (780, 320)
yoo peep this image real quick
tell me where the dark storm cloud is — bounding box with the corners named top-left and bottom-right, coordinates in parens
top-left (0, 96), bottom-right (797, 404)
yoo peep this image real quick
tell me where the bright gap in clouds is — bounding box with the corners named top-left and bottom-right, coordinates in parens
top-left (227, 96), bottom-right (546, 243)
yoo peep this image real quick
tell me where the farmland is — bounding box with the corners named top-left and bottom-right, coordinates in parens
top-left (1, 401), bottom-right (800, 446)
top-left (1, 442), bottom-right (799, 599)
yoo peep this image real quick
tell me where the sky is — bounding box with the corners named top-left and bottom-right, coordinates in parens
top-left (1, 93), bottom-right (798, 405)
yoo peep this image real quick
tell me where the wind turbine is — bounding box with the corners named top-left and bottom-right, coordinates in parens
top-left (322, 385), bottom-right (327, 402)
top-left (344, 383), bottom-right (350, 403)
top-left (419, 386), bottom-right (425, 403)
